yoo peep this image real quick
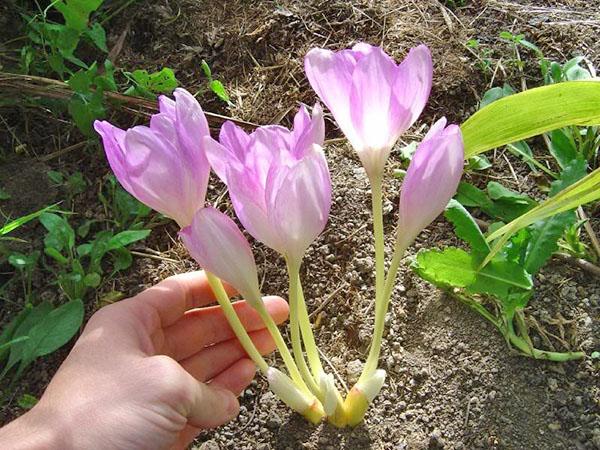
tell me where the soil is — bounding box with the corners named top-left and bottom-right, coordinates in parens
top-left (1, 0), bottom-right (600, 449)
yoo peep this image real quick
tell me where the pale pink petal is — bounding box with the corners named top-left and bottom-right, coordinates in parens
top-left (398, 119), bottom-right (464, 246)
top-left (393, 45), bottom-right (433, 130)
top-left (94, 121), bottom-right (132, 193)
top-left (304, 48), bottom-right (358, 145)
top-left (220, 121), bottom-right (252, 162)
top-left (293, 103), bottom-right (325, 158)
top-left (269, 145), bottom-right (332, 264)
top-left (180, 207), bottom-right (260, 299)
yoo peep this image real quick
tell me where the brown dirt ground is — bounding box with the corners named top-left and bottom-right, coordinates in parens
top-left (1, 0), bottom-right (600, 449)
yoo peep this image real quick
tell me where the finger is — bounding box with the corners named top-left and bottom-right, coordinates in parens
top-left (185, 376), bottom-right (239, 429)
top-left (210, 358), bottom-right (257, 395)
top-left (132, 271), bottom-right (237, 330)
top-left (181, 328), bottom-right (276, 381)
top-left (160, 296), bottom-right (288, 359)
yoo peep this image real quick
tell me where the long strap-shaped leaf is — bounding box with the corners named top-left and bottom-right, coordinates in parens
top-left (462, 81), bottom-right (600, 158)
top-left (482, 167), bottom-right (600, 266)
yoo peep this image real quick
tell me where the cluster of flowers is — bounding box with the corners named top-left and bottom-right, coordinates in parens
top-left (95, 43), bottom-right (464, 426)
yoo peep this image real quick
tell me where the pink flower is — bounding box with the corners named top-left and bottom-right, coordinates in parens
top-left (305, 43), bottom-right (432, 179)
top-left (180, 207), bottom-right (260, 300)
top-left (204, 105), bottom-right (331, 265)
top-left (398, 118), bottom-right (464, 246)
top-left (94, 88), bottom-right (211, 227)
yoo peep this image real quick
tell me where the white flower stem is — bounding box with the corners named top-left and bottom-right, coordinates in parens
top-left (296, 277), bottom-right (324, 380)
top-left (360, 240), bottom-right (408, 381)
top-left (249, 293), bottom-right (312, 395)
top-left (205, 271), bottom-right (269, 374)
top-left (286, 259), bottom-right (322, 396)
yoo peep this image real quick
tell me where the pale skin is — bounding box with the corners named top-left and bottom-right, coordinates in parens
top-left (0, 271), bottom-right (289, 450)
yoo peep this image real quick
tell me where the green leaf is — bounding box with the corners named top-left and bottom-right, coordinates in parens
top-left (1, 205), bottom-right (58, 236)
top-left (0, 188), bottom-right (11, 200)
top-left (47, 170), bottom-right (64, 184)
top-left (479, 83), bottom-right (515, 109)
top-left (85, 22), bottom-right (107, 52)
top-left (524, 212), bottom-right (575, 274)
top-left (16, 300), bottom-right (84, 379)
top-left (466, 155), bottom-right (492, 171)
top-left (107, 229), bottom-right (150, 251)
top-left (412, 248), bottom-right (477, 289)
top-left (484, 167), bottom-right (600, 266)
top-left (17, 393), bottom-right (38, 410)
top-left (455, 182), bottom-right (493, 209)
top-left (53, 0), bottom-right (104, 32)
top-left (8, 252), bottom-right (38, 271)
top-left (549, 158), bottom-right (588, 196)
top-left (462, 81), bottom-right (600, 158)
top-left (0, 307), bottom-right (32, 361)
top-left (44, 247), bottom-right (69, 265)
top-left (40, 213), bottom-right (75, 252)
top-left (209, 80), bottom-right (230, 103)
top-left (58, 272), bottom-right (87, 300)
top-left (111, 247), bottom-right (132, 272)
top-left (83, 272), bottom-right (101, 288)
top-left (444, 200), bottom-right (490, 257)
top-left (549, 129), bottom-right (579, 169)
top-left (467, 259), bottom-right (533, 299)
top-left (3, 302), bottom-right (53, 376)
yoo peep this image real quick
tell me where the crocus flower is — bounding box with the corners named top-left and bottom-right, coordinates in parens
top-left (397, 118), bottom-right (464, 247)
top-left (304, 43), bottom-right (432, 179)
top-left (94, 88), bottom-right (211, 227)
top-left (203, 105), bottom-right (331, 265)
top-left (180, 207), bottom-right (261, 304)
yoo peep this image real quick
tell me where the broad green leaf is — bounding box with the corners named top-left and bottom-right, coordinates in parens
top-left (111, 247), bottom-right (132, 272)
top-left (85, 22), bottom-right (107, 52)
top-left (16, 300), bottom-right (84, 379)
top-left (444, 200), bottom-right (490, 257)
top-left (483, 167), bottom-right (600, 266)
top-left (53, 0), bottom-right (104, 32)
top-left (83, 272), bottom-right (101, 287)
top-left (524, 212), bottom-right (575, 274)
top-left (0, 307), bottom-right (32, 361)
top-left (455, 182), bottom-right (493, 209)
top-left (40, 212), bottom-right (75, 252)
top-left (44, 247), bottom-right (69, 265)
top-left (479, 83), bottom-right (515, 109)
top-left (549, 129), bottom-right (579, 169)
top-left (467, 259), bottom-right (532, 299)
top-left (107, 229), bottom-right (150, 251)
top-left (3, 302), bottom-right (53, 376)
top-left (58, 272), bottom-right (87, 301)
top-left (549, 158), bottom-right (588, 195)
top-left (412, 248), bottom-right (477, 289)
top-left (462, 81), bottom-right (600, 158)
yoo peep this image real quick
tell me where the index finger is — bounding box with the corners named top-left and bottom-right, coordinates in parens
top-left (132, 271), bottom-right (237, 328)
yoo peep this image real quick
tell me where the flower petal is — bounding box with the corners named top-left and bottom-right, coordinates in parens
top-left (269, 145), bottom-right (332, 263)
top-left (304, 48), bottom-right (358, 144)
top-left (94, 120), bottom-right (132, 193)
top-left (180, 207), bottom-right (260, 299)
top-left (393, 44), bottom-right (433, 130)
top-left (399, 119), bottom-right (464, 246)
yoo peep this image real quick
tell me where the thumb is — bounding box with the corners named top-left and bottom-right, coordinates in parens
top-left (184, 376), bottom-right (240, 429)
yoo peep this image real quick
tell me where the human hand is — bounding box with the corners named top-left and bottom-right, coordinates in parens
top-left (0, 271), bottom-right (288, 450)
